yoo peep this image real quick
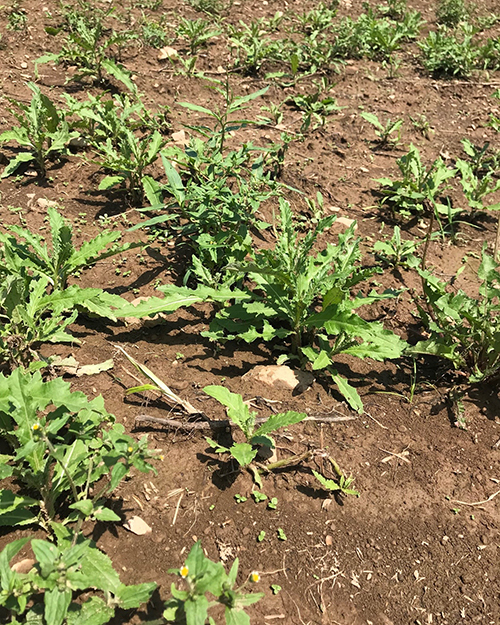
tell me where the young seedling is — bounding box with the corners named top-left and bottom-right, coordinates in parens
top-left (376, 143), bottom-right (456, 218)
top-left (35, 12), bottom-right (136, 90)
top-left (455, 159), bottom-right (500, 214)
top-left (177, 17), bottom-right (221, 55)
top-left (204, 385), bottom-right (307, 474)
top-left (373, 225), bottom-right (421, 268)
top-left (409, 246), bottom-right (500, 385)
top-left (178, 78), bottom-right (269, 154)
top-left (360, 111), bottom-right (403, 147)
top-left (94, 128), bottom-right (166, 205)
top-left (252, 491), bottom-right (267, 503)
top-left (228, 20), bottom-right (276, 73)
top-left (419, 24), bottom-right (480, 77)
top-left (312, 457), bottom-right (359, 498)
top-left (288, 84), bottom-right (342, 132)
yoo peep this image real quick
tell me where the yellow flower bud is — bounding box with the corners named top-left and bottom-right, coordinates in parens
top-left (180, 565), bottom-right (189, 578)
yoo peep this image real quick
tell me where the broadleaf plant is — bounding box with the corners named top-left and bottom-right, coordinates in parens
top-left (0, 205), bottom-right (142, 290)
top-left (164, 541), bottom-right (263, 625)
top-left (204, 385), bottom-right (306, 468)
top-left (0, 530), bottom-right (156, 625)
top-left (0, 368), bottom-right (158, 531)
top-left (409, 247), bottom-right (500, 384)
top-left (198, 199), bottom-right (406, 412)
top-left (0, 83), bottom-right (78, 178)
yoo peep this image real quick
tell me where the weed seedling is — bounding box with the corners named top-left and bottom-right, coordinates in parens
top-left (313, 457), bottom-right (359, 498)
top-left (409, 246), bottom-right (500, 385)
top-left (419, 24), bottom-right (480, 77)
top-left (205, 385), bottom-right (307, 474)
top-left (252, 491), bottom-right (267, 503)
top-left (0, 205), bottom-right (140, 290)
top-left (177, 17), bottom-right (221, 55)
top-left (373, 226), bottom-right (421, 268)
top-left (360, 111), bottom-right (403, 147)
top-left (436, 0), bottom-right (469, 27)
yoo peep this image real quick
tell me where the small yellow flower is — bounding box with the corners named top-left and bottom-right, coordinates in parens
top-left (250, 571), bottom-right (260, 583)
top-left (32, 423), bottom-right (40, 431)
top-left (180, 565), bottom-right (189, 578)
top-left (127, 446), bottom-right (134, 453)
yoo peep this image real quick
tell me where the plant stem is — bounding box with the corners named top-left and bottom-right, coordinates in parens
top-left (494, 213), bottom-right (500, 262)
top-left (259, 450), bottom-right (312, 473)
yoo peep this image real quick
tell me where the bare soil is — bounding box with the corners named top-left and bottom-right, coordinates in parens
top-left (1, 1), bottom-right (500, 624)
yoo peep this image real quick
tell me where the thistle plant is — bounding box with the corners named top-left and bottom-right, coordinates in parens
top-left (94, 129), bottom-right (166, 205)
top-left (0, 83), bottom-right (78, 178)
top-left (204, 385), bottom-right (307, 469)
top-left (360, 111), bottom-right (403, 147)
top-left (0, 205), bottom-right (141, 290)
top-left (409, 247), bottom-right (500, 384)
top-left (35, 13), bottom-right (136, 90)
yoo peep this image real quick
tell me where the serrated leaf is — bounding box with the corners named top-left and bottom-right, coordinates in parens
top-left (44, 587), bottom-right (71, 625)
top-left (98, 175), bottom-right (125, 190)
top-left (101, 58), bottom-right (137, 94)
top-left (204, 386), bottom-right (254, 439)
top-left (329, 370), bottom-right (363, 413)
top-left (312, 470), bottom-right (341, 491)
top-left (1, 152), bottom-right (35, 178)
top-left (230, 443), bottom-right (257, 467)
top-left (115, 582), bottom-right (156, 609)
top-left (79, 545), bottom-right (121, 593)
top-left (253, 411), bottom-right (306, 438)
top-left (66, 596), bottom-right (114, 625)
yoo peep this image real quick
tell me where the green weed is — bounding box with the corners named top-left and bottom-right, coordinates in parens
top-left (0, 369), bottom-right (157, 529)
top-left (436, 0), bottom-right (469, 27)
top-left (35, 12), bottom-right (136, 90)
top-left (0, 531), bottom-right (156, 624)
top-left (164, 541), bottom-right (263, 624)
top-left (205, 385), bottom-right (307, 469)
top-left (360, 111), bottom-right (403, 147)
top-left (0, 205), bottom-right (140, 290)
top-left (0, 83), bottom-right (78, 179)
top-left (376, 144), bottom-right (456, 218)
top-left (419, 24), bottom-right (480, 76)
top-left (178, 17), bottom-right (221, 55)
top-left (409, 247), bottom-right (500, 384)
top-left (373, 226), bottom-right (421, 268)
